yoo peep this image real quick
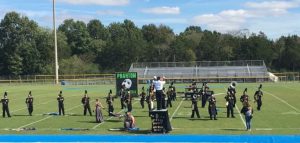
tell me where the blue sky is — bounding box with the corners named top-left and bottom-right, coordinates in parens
top-left (1, 0), bottom-right (300, 39)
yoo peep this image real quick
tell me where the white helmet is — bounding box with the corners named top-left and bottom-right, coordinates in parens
top-left (153, 76), bottom-right (157, 80)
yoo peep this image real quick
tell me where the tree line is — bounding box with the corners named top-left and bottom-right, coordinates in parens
top-left (0, 11), bottom-right (299, 76)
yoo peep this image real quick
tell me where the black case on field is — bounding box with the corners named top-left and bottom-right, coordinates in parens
top-left (150, 109), bottom-right (172, 133)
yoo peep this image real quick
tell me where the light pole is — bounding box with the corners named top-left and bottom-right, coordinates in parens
top-left (53, 0), bottom-right (59, 84)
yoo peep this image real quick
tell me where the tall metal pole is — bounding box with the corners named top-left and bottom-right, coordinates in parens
top-left (53, 0), bottom-right (59, 84)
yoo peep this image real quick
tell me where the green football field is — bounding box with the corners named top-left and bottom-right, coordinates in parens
top-left (0, 82), bottom-right (299, 134)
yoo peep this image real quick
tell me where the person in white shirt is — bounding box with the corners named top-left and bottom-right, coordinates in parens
top-left (152, 76), bottom-right (166, 110)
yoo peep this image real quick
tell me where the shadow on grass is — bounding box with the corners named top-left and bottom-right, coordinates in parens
top-left (172, 116), bottom-right (213, 121)
top-left (105, 120), bottom-right (123, 123)
top-left (108, 128), bottom-right (152, 134)
top-left (77, 120), bottom-right (97, 123)
top-left (202, 116), bottom-right (226, 119)
top-left (189, 118), bottom-right (211, 121)
top-left (221, 128), bottom-right (245, 131)
top-left (67, 114), bottom-right (92, 116)
top-left (133, 115), bottom-right (149, 118)
top-left (172, 116), bottom-right (189, 119)
top-left (183, 106), bottom-right (192, 108)
top-left (12, 114), bottom-right (30, 116)
top-left (128, 129), bottom-right (152, 134)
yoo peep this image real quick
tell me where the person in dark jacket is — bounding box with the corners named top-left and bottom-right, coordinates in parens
top-left (125, 90), bottom-right (132, 112)
top-left (225, 90), bottom-right (235, 118)
top-left (119, 85), bottom-right (126, 109)
top-left (106, 90), bottom-right (114, 116)
top-left (57, 91), bottom-right (65, 116)
top-left (166, 88), bottom-right (173, 108)
top-left (139, 87), bottom-right (146, 109)
top-left (191, 95), bottom-right (200, 118)
top-left (2, 92), bottom-right (11, 118)
top-left (227, 82), bottom-right (237, 107)
top-left (208, 94), bottom-right (217, 120)
top-left (240, 88), bottom-right (249, 107)
top-left (81, 90), bottom-right (92, 116)
top-left (25, 91), bottom-right (34, 116)
top-left (254, 84), bottom-right (263, 111)
top-left (169, 82), bottom-right (176, 101)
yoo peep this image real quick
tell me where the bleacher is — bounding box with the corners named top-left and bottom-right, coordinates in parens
top-left (129, 60), bottom-right (270, 82)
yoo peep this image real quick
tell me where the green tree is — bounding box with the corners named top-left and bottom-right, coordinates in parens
top-left (98, 20), bottom-right (146, 71)
top-left (58, 19), bottom-right (91, 55)
top-left (60, 55), bottom-right (99, 74)
top-left (274, 35), bottom-right (300, 71)
top-left (87, 19), bottom-right (109, 41)
top-left (141, 24), bottom-right (175, 62)
top-left (0, 12), bottom-right (42, 75)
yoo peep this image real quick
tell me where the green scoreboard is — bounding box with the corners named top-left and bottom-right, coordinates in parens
top-left (115, 72), bottom-right (138, 96)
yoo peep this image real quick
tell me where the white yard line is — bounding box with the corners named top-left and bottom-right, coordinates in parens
top-left (170, 93), bottom-right (224, 122)
top-left (263, 90), bottom-right (300, 112)
top-left (170, 98), bottom-right (184, 122)
top-left (11, 93), bottom-right (83, 113)
top-left (11, 100), bottom-right (53, 113)
top-left (234, 105), bottom-right (246, 128)
top-left (214, 93), bottom-right (225, 96)
top-left (92, 101), bottom-right (139, 129)
top-left (17, 116), bottom-right (53, 129)
top-left (170, 93), bottom-right (225, 121)
top-left (223, 87), bottom-right (246, 128)
top-left (17, 104), bottom-right (83, 129)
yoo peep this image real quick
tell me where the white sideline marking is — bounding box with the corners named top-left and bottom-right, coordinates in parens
top-left (141, 127), bottom-right (300, 131)
top-left (4, 126), bottom-right (300, 131)
top-left (263, 90), bottom-right (300, 112)
top-left (170, 98), bottom-right (184, 121)
top-left (92, 101), bottom-right (139, 129)
top-left (256, 128), bottom-right (272, 131)
top-left (17, 104), bottom-right (83, 129)
top-left (223, 88), bottom-right (246, 128)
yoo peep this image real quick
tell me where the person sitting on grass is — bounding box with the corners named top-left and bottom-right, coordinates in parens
top-left (124, 112), bottom-right (135, 130)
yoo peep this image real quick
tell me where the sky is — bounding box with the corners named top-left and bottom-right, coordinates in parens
top-left (0, 0), bottom-right (300, 39)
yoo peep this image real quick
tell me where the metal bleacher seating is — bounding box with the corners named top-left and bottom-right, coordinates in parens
top-left (129, 60), bottom-right (269, 81)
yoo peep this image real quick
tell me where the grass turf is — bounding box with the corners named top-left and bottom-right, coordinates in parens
top-left (0, 82), bottom-right (299, 134)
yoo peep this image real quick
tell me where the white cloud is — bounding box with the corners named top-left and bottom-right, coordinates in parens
top-left (192, 9), bottom-right (249, 32)
top-left (245, 1), bottom-right (300, 15)
top-left (96, 10), bottom-right (124, 16)
top-left (141, 6), bottom-right (180, 15)
top-left (58, 0), bottom-right (129, 6)
top-left (54, 11), bottom-right (95, 24)
top-left (135, 18), bottom-right (187, 24)
top-left (192, 0), bottom-right (300, 33)
top-left (246, 1), bottom-right (299, 10)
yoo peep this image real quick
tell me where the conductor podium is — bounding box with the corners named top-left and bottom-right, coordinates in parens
top-left (150, 109), bottom-right (172, 133)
